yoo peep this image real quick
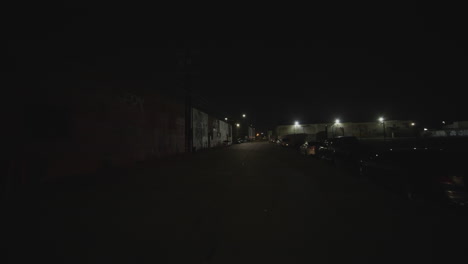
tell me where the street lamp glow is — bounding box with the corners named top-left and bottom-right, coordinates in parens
top-left (225, 117), bottom-right (228, 121)
top-left (294, 121), bottom-right (299, 126)
top-left (236, 123), bottom-right (240, 127)
top-left (242, 114), bottom-right (246, 118)
top-left (411, 122), bottom-right (415, 126)
top-left (335, 119), bottom-right (340, 124)
top-left (424, 128), bottom-right (428, 131)
top-left (379, 117), bottom-right (384, 123)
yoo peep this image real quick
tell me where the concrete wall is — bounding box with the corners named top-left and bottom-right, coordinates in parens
top-left (12, 85), bottom-right (186, 183)
top-left (219, 119), bottom-right (232, 143)
top-left (444, 121), bottom-right (468, 129)
top-left (209, 117), bottom-right (232, 147)
top-left (248, 127), bottom-right (256, 140)
top-left (424, 129), bottom-right (468, 137)
top-left (192, 108), bottom-right (209, 150)
top-left (276, 120), bottom-right (416, 140)
top-left (192, 108), bottom-right (232, 150)
top-left (233, 124), bottom-right (255, 140)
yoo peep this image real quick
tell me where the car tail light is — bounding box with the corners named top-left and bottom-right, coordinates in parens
top-left (438, 175), bottom-right (454, 185)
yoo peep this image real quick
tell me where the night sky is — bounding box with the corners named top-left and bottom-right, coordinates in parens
top-left (5, 8), bottom-right (467, 132)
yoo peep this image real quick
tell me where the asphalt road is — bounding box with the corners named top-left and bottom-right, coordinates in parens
top-left (5, 142), bottom-right (468, 263)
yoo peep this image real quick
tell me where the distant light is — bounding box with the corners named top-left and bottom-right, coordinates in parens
top-left (294, 121), bottom-right (299, 126)
top-left (225, 117), bottom-right (228, 121)
top-left (376, 154), bottom-right (379, 157)
top-left (335, 119), bottom-right (340, 124)
top-left (424, 128), bottom-right (428, 131)
top-left (242, 114), bottom-right (246, 118)
top-left (378, 117), bottom-right (384, 123)
top-left (236, 123), bottom-right (240, 127)
top-left (411, 123), bottom-right (415, 126)
top-left (442, 121), bottom-right (446, 124)
top-left (261, 132), bottom-right (264, 135)
top-left (256, 133), bottom-right (260, 136)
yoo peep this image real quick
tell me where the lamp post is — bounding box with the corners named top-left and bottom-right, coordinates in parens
top-left (379, 117), bottom-right (386, 139)
top-left (331, 119), bottom-right (340, 138)
top-left (292, 121), bottom-right (298, 145)
top-left (335, 119), bottom-right (340, 137)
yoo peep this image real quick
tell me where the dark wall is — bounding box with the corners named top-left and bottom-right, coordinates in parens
top-left (9, 83), bottom-right (185, 184)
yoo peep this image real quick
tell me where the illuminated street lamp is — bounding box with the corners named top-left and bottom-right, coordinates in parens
top-left (379, 117), bottom-right (386, 139)
top-left (294, 121), bottom-right (299, 135)
top-left (225, 117), bottom-right (228, 121)
top-left (331, 119), bottom-right (341, 137)
top-left (242, 114), bottom-right (246, 118)
top-left (236, 123), bottom-right (240, 127)
top-left (411, 122), bottom-right (415, 126)
top-left (334, 119), bottom-right (344, 136)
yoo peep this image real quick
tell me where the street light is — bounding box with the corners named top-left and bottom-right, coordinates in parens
top-left (331, 119), bottom-right (340, 138)
top-left (294, 121), bottom-right (299, 136)
top-left (411, 122), bottom-right (415, 126)
top-left (242, 114), bottom-right (246, 118)
top-left (334, 119), bottom-right (344, 136)
top-left (379, 117), bottom-right (386, 139)
top-left (225, 117), bottom-right (228, 121)
top-left (236, 123), bottom-right (240, 127)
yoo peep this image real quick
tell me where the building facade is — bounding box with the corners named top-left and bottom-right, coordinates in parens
top-left (192, 108), bottom-right (232, 151)
top-left (275, 120), bottom-right (417, 141)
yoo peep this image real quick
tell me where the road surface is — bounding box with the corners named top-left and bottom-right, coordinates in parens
top-left (5, 142), bottom-right (468, 263)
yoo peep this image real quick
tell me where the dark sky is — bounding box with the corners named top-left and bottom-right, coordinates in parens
top-left (4, 8), bottom-right (467, 132)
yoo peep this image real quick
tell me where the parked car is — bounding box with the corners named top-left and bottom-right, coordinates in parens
top-left (319, 136), bottom-right (361, 163)
top-left (299, 141), bottom-right (321, 156)
top-left (359, 139), bottom-right (468, 206)
top-left (280, 138), bottom-right (291, 147)
top-left (234, 138), bottom-right (243, 144)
